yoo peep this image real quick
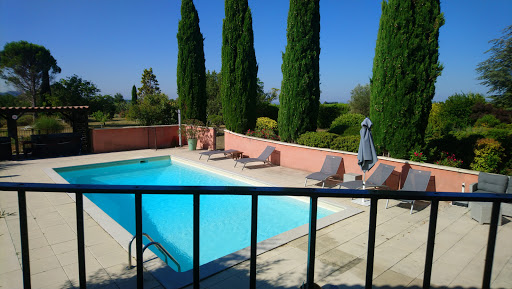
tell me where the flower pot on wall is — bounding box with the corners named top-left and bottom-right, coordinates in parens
top-left (188, 138), bottom-right (198, 150)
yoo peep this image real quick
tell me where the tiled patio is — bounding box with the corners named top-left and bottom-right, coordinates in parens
top-left (0, 147), bottom-right (510, 289)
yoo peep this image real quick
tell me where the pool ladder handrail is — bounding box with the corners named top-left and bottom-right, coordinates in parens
top-left (128, 233), bottom-right (181, 272)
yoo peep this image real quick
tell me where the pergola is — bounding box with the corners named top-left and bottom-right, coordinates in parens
top-left (0, 106), bottom-right (89, 158)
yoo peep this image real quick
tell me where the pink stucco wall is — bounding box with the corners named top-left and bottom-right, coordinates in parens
top-left (91, 125), bottom-right (216, 153)
top-left (225, 130), bottom-right (479, 193)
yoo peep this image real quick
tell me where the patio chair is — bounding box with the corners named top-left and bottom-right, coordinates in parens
top-left (469, 172), bottom-right (509, 223)
top-left (386, 168), bottom-right (431, 214)
top-left (304, 155), bottom-right (343, 188)
top-left (199, 149), bottom-right (238, 161)
top-left (338, 163), bottom-right (395, 190)
top-left (234, 146), bottom-right (275, 170)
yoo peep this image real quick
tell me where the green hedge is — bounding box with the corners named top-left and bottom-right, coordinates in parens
top-left (296, 131), bottom-right (360, 153)
top-left (331, 135), bottom-right (360, 152)
top-left (329, 113), bottom-right (365, 135)
top-left (317, 103), bottom-right (349, 129)
top-left (297, 131), bottom-right (339, 148)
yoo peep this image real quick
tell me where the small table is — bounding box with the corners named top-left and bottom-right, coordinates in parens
top-left (470, 202), bottom-right (502, 225)
top-left (344, 173), bottom-right (362, 182)
top-left (230, 151), bottom-right (243, 160)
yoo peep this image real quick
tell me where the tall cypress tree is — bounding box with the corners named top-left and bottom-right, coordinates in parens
top-left (131, 85), bottom-right (137, 103)
top-left (278, 0), bottom-right (320, 142)
top-left (370, 0), bottom-right (444, 158)
top-left (177, 0), bottom-right (207, 123)
top-left (221, 0), bottom-right (258, 133)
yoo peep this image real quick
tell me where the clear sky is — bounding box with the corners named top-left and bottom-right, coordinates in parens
top-left (1, 0), bottom-right (511, 103)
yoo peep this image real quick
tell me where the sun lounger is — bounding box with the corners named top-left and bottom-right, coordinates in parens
top-left (199, 149), bottom-right (238, 161)
top-left (386, 168), bottom-right (431, 214)
top-left (234, 146), bottom-right (275, 170)
top-left (304, 155), bottom-right (343, 188)
top-left (338, 163), bottom-right (395, 190)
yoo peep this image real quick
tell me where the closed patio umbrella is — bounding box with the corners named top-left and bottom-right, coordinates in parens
top-left (353, 117), bottom-right (378, 206)
top-left (358, 117), bottom-right (378, 188)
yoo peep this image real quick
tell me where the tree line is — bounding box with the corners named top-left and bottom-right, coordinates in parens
top-left (1, 0), bottom-right (510, 161)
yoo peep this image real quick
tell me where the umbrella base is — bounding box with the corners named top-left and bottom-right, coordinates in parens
top-left (351, 198), bottom-right (371, 206)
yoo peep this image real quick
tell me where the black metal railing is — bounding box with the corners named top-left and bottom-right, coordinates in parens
top-left (0, 182), bottom-right (510, 289)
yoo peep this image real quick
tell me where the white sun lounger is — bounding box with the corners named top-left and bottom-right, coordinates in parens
top-left (199, 149), bottom-right (238, 161)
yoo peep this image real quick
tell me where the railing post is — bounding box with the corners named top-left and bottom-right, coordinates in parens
top-left (193, 193), bottom-right (200, 289)
top-left (135, 192), bottom-right (144, 289)
top-left (482, 201), bottom-right (500, 289)
top-left (75, 192), bottom-right (86, 289)
top-left (250, 194), bottom-right (258, 289)
top-left (365, 198), bottom-right (378, 289)
top-left (18, 190), bottom-right (31, 289)
top-left (423, 200), bottom-right (439, 289)
top-left (306, 196), bottom-right (318, 288)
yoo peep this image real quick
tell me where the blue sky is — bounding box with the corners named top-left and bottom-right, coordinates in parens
top-left (1, 0), bottom-right (511, 103)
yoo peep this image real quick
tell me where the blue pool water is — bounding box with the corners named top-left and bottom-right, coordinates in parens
top-left (55, 156), bottom-right (335, 272)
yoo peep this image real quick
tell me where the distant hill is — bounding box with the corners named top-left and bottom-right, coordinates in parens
top-left (0, 91), bottom-right (21, 96)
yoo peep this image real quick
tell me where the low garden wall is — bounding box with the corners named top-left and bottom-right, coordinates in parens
top-left (91, 125), bottom-right (216, 153)
top-left (225, 130), bottom-right (479, 193)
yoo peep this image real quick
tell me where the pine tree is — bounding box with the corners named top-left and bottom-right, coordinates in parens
top-left (278, 0), bottom-right (320, 142)
top-left (370, 0), bottom-right (444, 158)
top-left (221, 0), bottom-right (258, 133)
top-left (131, 85), bottom-right (137, 103)
top-left (138, 68), bottom-right (161, 99)
top-left (177, 0), bottom-right (207, 123)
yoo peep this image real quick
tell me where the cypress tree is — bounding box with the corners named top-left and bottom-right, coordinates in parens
top-left (40, 70), bottom-right (51, 105)
top-left (370, 0), bottom-right (444, 158)
top-left (177, 0), bottom-right (207, 123)
top-left (221, 0), bottom-right (258, 133)
top-left (278, 0), bottom-right (320, 142)
top-left (131, 85), bottom-right (137, 103)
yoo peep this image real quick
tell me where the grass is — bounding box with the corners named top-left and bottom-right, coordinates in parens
top-left (88, 117), bottom-right (139, 129)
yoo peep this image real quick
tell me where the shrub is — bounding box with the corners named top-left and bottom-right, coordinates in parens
top-left (317, 103), bottom-right (349, 129)
top-left (92, 111), bottom-right (108, 127)
top-left (181, 119), bottom-right (207, 139)
top-left (436, 151), bottom-right (463, 168)
top-left (329, 113), bottom-right (365, 135)
top-left (471, 102), bottom-right (512, 124)
top-left (470, 138), bottom-right (504, 173)
top-left (207, 114), bottom-right (224, 129)
top-left (256, 117), bottom-right (277, 132)
top-left (441, 92), bottom-right (485, 129)
top-left (128, 94), bottom-right (178, 126)
top-left (409, 151), bottom-right (427, 163)
top-left (425, 102), bottom-right (451, 142)
top-left (297, 131), bottom-right (339, 148)
top-left (17, 114), bottom-right (34, 126)
top-left (474, 114), bottom-right (501, 128)
top-left (331, 135), bottom-right (360, 152)
top-left (246, 128), bottom-right (280, 141)
top-left (34, 116), bottom-right (64, 134)
top-left (348, 83), bottom-right (370, 116)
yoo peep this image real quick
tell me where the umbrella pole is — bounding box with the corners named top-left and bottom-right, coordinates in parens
top-left (362, 171), bottom-right (367, 203)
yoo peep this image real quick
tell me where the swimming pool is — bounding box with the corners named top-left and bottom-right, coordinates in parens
top-left (55, 156), bottom-right (337, 272)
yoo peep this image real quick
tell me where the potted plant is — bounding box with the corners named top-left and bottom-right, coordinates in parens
top-left (181, 119), bottom-right (206, 151)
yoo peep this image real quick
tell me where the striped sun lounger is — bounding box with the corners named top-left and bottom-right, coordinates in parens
top-left (199, 149), bottom-right (238, 161)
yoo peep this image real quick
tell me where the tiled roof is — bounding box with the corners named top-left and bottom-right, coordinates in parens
top-left (0, 106), bottom-right (89, 112)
